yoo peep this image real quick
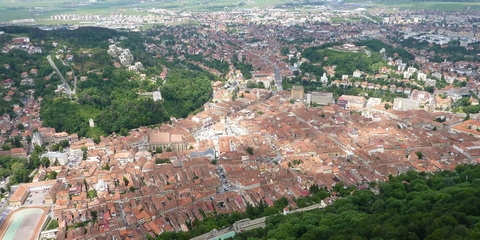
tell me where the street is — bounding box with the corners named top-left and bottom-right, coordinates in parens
top-left (215, 166), bottom-right (237, 195)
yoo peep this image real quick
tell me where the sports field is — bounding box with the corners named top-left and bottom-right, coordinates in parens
top-left (0, 207), bottom-right (49, 240)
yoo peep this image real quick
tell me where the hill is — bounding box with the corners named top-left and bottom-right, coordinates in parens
top-left (232, 164), bottom-right (480, 240)
top-left (0, 26), bottom-right (214, 137)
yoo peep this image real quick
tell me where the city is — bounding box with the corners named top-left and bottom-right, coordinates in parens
top-left (0, 1), bottom-right (480, 240)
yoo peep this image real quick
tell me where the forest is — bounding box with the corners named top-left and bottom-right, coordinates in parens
top-left (149, 185), bottom-right (330, 240)
top-left (40, 64), bottom-right (213, 137)
top-left (231, 164), bottom-right (480, 240)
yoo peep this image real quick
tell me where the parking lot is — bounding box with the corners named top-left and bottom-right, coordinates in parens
top-left (24, 189), bottom-right (48, 206)
top-left (67, 150), bottom-right (83, 168)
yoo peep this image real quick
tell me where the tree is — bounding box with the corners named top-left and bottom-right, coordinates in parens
top-left (40, 157), bottom-right (50, 168)
top-left (123, 177), bottom-right (130, 186)
top-left (17, 123), bottom-right (24, 130)
top-left (415, 151), bottom-right (423, 159)
top-left (46, 171), bottom-right (57, 180)
top-left (1, 144), bottom-right (10, 151)
top-left (11, 162), bottom-right (29, 183)
top-left (81, 146), bottom-right (88, 160)
top-left (166, 147), bottom-right (172, 152)
top-left (129, 186), bottom-right (135, 192)
top-left (384, 103), bottom-right (391, 109)
top-left (87, 189), bottom-right (97, 199)
top-left (155, 146), bottom-right (163, 153)
top-left (90, 210), bottom-right (97, 222)
top-left (246, 147), bottom-right (254, 155)
top-left (102, 163), bottom-right (110, 170)
top-left (93, 135), bottom-right (101, 145)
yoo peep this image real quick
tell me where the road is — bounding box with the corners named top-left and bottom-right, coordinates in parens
top-left (359, 14), bottom-right (377, 23)
top-left (248, 39), bottom-right (283, 91)
top-left (46, 55), bottom-right (72, 97)
top-left (215, 167), bottom-right (237, 195)
top-left (273, 65), bottom-right (283, 91)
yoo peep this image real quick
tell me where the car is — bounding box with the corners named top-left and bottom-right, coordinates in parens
top-left (1, 198), bottom-right (5, 203)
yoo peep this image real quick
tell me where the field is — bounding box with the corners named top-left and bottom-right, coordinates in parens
top-left (0, 0), bottom-right (294, 24)
top-left (344, 0), bottom-right (480, 11)
top-left (0, 0), bottom-right (478, 24)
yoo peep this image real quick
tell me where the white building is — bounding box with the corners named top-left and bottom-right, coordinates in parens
top-left (40, 151), bottom-right (68, 165)
top-left (393, 98), bottom-right (419, 111)
top-left (153, 91), bottom-right (162, 101)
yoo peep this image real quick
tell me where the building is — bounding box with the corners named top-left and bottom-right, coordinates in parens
top-left (290, 86), bottom-right (304, 100)
top-left (393, 98), bottom-right (419, 111)
top-left (40, 152), bottom-right (69, 166)
top-left (337, 95), bottom-right (366, 110)
top-left (366, 98), bottom-right (382, 109)
top-left (307, 92), bottom-right (334, 105)
top-left (44, 180), bottom-right (62, 204)
top-left (10, 185), bottom-right (29, 206)
top-left (149, 132), bottom-right (188, 152)
top-left (451, 120), bottom-right (480, 138)
top-left (153, 91), bottom-right (162, 101)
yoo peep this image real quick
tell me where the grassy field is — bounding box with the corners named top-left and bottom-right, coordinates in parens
top-left (0, 0), bottom-right (279, 23)
top-left (344, 0), bottom-right (480, 11)
top-left (0, 9), bottom-right (33, 22)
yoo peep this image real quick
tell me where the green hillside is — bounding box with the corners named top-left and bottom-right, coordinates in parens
top-left (0, 26), bottom-right (213, 138)
top-left (233, 164), bottom-right (480, 240)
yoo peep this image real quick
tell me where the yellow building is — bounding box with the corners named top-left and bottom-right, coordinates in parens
top-left (290, 86), bottom-right (304, 100)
